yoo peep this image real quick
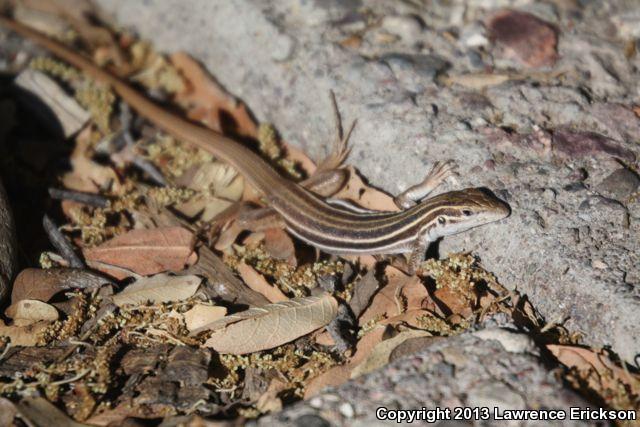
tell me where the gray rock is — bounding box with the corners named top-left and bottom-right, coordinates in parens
top-left (596, 168), bottom-right (640, 201)
top-left (0, 179), bottom-right (16, 305)
top-left (92, 0), bottom-right (640, 366)
top-left (254, 334), bottom-right (593, 426)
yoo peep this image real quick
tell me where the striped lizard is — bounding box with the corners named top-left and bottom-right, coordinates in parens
top-left (0, 16), bottom-right (510, 273)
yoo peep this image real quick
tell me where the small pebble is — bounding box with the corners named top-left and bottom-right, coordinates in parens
top-left (295, 414), bottom-right (331, 427)
top-left (596, 168), bottom-right (640, 201)
top-left (381, 14), bottom-right (424, 42)
top-left (488, 9), bottom-right (558, 67)
top-left (339, 402), bottom-right (355, 418)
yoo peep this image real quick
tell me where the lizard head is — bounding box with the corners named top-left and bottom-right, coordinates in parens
top-left (424, 187), bottom-right (511, 240)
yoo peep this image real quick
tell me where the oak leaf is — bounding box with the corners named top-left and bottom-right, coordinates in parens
top-left (200, 294), bottom-right (338, 354)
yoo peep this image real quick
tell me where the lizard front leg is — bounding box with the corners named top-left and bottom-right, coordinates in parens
top-left (394, 160), bottom-right (457, 209)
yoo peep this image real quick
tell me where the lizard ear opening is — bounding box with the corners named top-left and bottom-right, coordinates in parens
top-left (462, 209), bottom-right (472, 216)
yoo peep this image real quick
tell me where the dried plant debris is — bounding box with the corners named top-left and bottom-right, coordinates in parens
top-left (0, 6), bottom-right (637, 424)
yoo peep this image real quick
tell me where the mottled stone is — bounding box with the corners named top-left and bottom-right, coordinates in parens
top-left (596, 168), bottom-right (640, 201)
top-left (487, 9), bottom-right (558, 68)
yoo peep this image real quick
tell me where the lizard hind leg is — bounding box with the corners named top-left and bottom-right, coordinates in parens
top-left (314, 90), bottom-right (355, 174)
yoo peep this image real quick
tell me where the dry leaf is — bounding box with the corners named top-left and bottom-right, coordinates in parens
top-left (548, 345), bottom-right (640, 396)
top-left (0, 398), bottom-right (17, 427)
top-left (256, 378), bottom-right (287, 414)
top-left (11, 268), bottom-right (109, 304)
top-left (63, 128), bottom-right (121, 193)
top-left (5, 299), bottom-right (59, 326)
top-left (349, 268), bottom-right (380, 318)
top-left (170, 52), bottom-right (257, 138)
top-left (236, 262), bottom-right (288, 303)
top-left (305, 326), bottom-right (387, 398)
top-left (350, 329), bottom-right (431, 378)
top-left (175, 162), bottom-right (245, 221)
top-left (111, 274), bottom-right (201, 307)
top-left (15, 396), bottom-right (91, 427)
top-left (184, 304), bottom-right (227, 333)
top-left (0, 319), bottom-right (51, 346)
top-left (332, 166), bottom-right (398, 212)
top-left (263, 228), bottom-right (296, 266)
top-left (83, 226), bottom-right (197, 280)
top-left (358, 266), bottom-right (431, 326)
top-left (200, 294), bottom-right (338, 354)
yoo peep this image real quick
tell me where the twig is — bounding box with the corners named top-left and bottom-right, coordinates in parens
top-left (131, 156), bottom-right (168, 186)
top-left (42, 214), bottom-right (85, 268)
top-left (48, 188), bottom-right (109, 208)
top-left (120, 102), bottom-right (168, 186)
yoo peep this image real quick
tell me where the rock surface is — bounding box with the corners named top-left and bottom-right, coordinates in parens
top-left (0, 179), bottom-right (16, 304)
top-left (93, 0), bottom-right (640, 365)
top-left (255, 332), bottom-right (593, 426)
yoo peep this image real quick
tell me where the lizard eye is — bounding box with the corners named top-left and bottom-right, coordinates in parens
top-left (438, 216), bottom-right (446, 225)
top-left (462, 209), bottom-right (472, 216)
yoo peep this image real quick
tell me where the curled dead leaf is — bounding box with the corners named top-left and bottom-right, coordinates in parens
top-left (236, 262), bottom-right (288, 303)
top-left (359, 266), bottom-right (432, 326)
top-left (200, 294), bottom-right (338, 354)
top-left (548, 345), bottom-right (640, 398)
top-left (305, 326), bottom-right (387, 398)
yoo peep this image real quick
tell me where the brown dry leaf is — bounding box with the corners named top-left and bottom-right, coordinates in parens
top-left (236, 262), bottom-right (288, 303)
top-left (5, 299), bottom-right (59, 326)
top-left (83, 226), bottom-right (197, 280)
top-left (256, 378), bottom-right (287, 414)
top-left (350, 329), bottom-right (431, 378)
top-left (200, 294), bottom-right (338, 354)
top-left (547, 345), bottom-right (640, 397)
top-left (0, 320), bottom-right (51, 346)
top-left (349, 268), bottom-right (380, 318)
top-left (15, 396), bottom-right (91, 427)
top-left (183, 304), bottom-right (227, 333)
top-left (305, 326), bottom-right (387, 398)
top-left (0, 398), bottom-right (17, 427)
top-left (380, 308), bottom-right (436, 329)
top-left (170, 52), bottom-right (257, 138)
top-left (358, 266), bottom-right (431, 326)
top-left (62, 128), bottom-right (121, 194)
top-left (111, 274), bottom-right (201, 307)
top-left (332, 166), bottom-right (398, 212)
top-left (263, 228), bottom-right (297, 266)
top-left (433, 286), bottom-right (474, 319)
top-left (175, 162), bottom-right (245, 221)
top-left (11, 268), bottom-right (109, 304)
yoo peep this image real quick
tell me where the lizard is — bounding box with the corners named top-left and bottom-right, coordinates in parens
top-left (0, 15), bottom-right (510, 274)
